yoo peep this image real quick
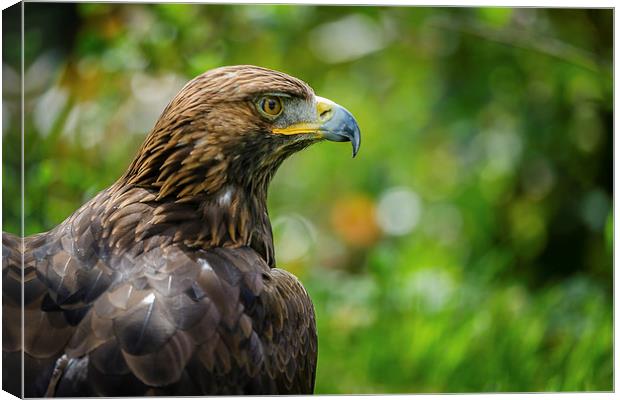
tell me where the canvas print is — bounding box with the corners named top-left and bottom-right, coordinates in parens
top-left (1, 3), bottom-right (613, 396)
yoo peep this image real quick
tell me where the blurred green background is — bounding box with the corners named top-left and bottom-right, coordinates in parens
top-left (3, 4), bottom-right (612, 393)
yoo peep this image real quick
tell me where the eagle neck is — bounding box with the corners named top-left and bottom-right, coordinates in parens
top-left (118, 126), bottom-right (281, 266)
top-left (199, 184), bottom-right (275, 266)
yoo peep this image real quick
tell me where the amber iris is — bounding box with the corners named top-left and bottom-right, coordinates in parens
top-left (258, 96), bottom-right (283, 117)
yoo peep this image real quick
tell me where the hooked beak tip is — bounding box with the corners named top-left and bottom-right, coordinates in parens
top-left (351, 127), bottom-right (360, 158)
top-left (319, 102), bottom-right (361, 158)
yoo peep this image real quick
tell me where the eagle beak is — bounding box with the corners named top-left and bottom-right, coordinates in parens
top-left (316, 96), bottom-right (361, 158)
top-left (272, 96), bottom-right (361, 157)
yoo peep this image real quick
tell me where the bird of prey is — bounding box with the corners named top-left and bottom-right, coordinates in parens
top-left (2, 65), bottom-right (360, 396)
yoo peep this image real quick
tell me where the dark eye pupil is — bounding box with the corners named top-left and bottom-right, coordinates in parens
top-left (260, 97), bottom-right (281, 115)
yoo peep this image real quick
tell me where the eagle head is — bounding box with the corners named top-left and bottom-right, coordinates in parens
top-left (123, 65), bottom-right (361, 201)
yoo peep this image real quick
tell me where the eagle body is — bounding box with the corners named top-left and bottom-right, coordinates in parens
top-left (2, 66), bottom-right (360, 396)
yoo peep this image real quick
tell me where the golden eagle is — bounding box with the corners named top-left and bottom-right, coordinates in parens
top-left (2, 65), bottom-right (360, 396)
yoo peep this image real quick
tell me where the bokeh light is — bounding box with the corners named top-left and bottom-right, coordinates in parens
top-left (376, 186), bottom-right (422, 236)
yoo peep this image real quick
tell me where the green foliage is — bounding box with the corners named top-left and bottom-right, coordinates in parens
top-left (4, 4), bottom-right (612, 393)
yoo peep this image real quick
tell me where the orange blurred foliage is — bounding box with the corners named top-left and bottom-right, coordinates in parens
top-left (329, 193), bottom-right (381, 248)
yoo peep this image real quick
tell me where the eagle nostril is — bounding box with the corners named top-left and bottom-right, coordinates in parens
top-left (319, 108), bottom-right (333, 122)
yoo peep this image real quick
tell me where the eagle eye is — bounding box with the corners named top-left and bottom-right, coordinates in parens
top-left (257, 96), bottom-right (283, 118)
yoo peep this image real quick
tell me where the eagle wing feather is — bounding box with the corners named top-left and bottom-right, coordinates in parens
top-left (3, 226), bottom-right (317, 396)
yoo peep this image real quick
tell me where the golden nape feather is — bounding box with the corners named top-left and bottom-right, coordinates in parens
top-left (2, 65), bottom-right (360, 396)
